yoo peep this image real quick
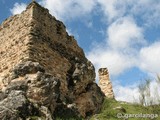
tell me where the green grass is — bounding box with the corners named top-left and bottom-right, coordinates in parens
top-left (90, 98), bottom-right (160, 120)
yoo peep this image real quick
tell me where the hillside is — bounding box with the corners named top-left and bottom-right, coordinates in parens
top-left (90, 98), bottom-right (160, 120)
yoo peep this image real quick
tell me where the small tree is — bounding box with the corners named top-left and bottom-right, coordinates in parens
top-left (138, 79), bottom-right (151, 106)
top-left (138, 76), bottom-right (160, 106)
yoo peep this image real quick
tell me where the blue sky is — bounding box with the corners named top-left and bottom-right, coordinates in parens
top-left (0, 0), bottom-right (160, 102)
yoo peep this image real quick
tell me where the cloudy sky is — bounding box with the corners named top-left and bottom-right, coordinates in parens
top-left (0, 0), bottom-right (160, 102)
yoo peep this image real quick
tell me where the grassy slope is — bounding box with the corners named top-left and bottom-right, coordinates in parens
top-left (90, 98), bottom-right (160, 120)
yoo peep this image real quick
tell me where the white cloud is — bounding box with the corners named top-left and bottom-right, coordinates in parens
top-left (10, 3), bottom-right (26, 15)
top-left (40, 0), bottom-right (96, 21)
top-left (139, 41), bottom-right (160, 74)
top-left (88, 49), bottom-right (136, 76)
top-left (10, 0), bottom-right (96, 21)
top-left (96, 0), bottom-right (160, 27)
top-left (10, 0), bottom-right (160, 26)
top-left (87, 16), bottom-right (144, 77)
top-left (107, 16), bottom-right (145, 49)
top-left (114, 83), bottom-right (140, 103)
top-left (87, 1), bottom-right (160, 78)
top-left (130, 0), bottom-right (160, 27)
top-left (97, 0), bottom-right (126, 22)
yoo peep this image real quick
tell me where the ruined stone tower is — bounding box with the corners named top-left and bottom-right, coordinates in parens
top-left (0, 1), bottom-right (104, 119)
top-left (99, 68), bottom-right (114, 98)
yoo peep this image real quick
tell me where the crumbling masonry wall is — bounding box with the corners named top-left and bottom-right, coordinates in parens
top-left (0, 3), bottom-right (85, 90)
top-left (99, 68), bottom-right (114, 98)
top-left (0, 7), bottom-right (33, 79)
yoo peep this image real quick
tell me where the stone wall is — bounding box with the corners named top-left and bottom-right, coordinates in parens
top-left (0, 2), bottom-right (87, 92)
top-left (99, 68), bottom-right (114, 98)
top-left (0, 7), bottom-right (33, 79)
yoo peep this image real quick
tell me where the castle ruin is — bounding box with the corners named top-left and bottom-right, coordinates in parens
top-left (99, 68), bottom-right (114, 99)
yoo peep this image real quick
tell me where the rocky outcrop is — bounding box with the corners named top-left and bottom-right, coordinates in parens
top-left (0, 61), bottom-right (60, 119)
top-left (0, 1), bottom-right (104, 119)
top-left (99, 68), bottom-right (114, 99)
